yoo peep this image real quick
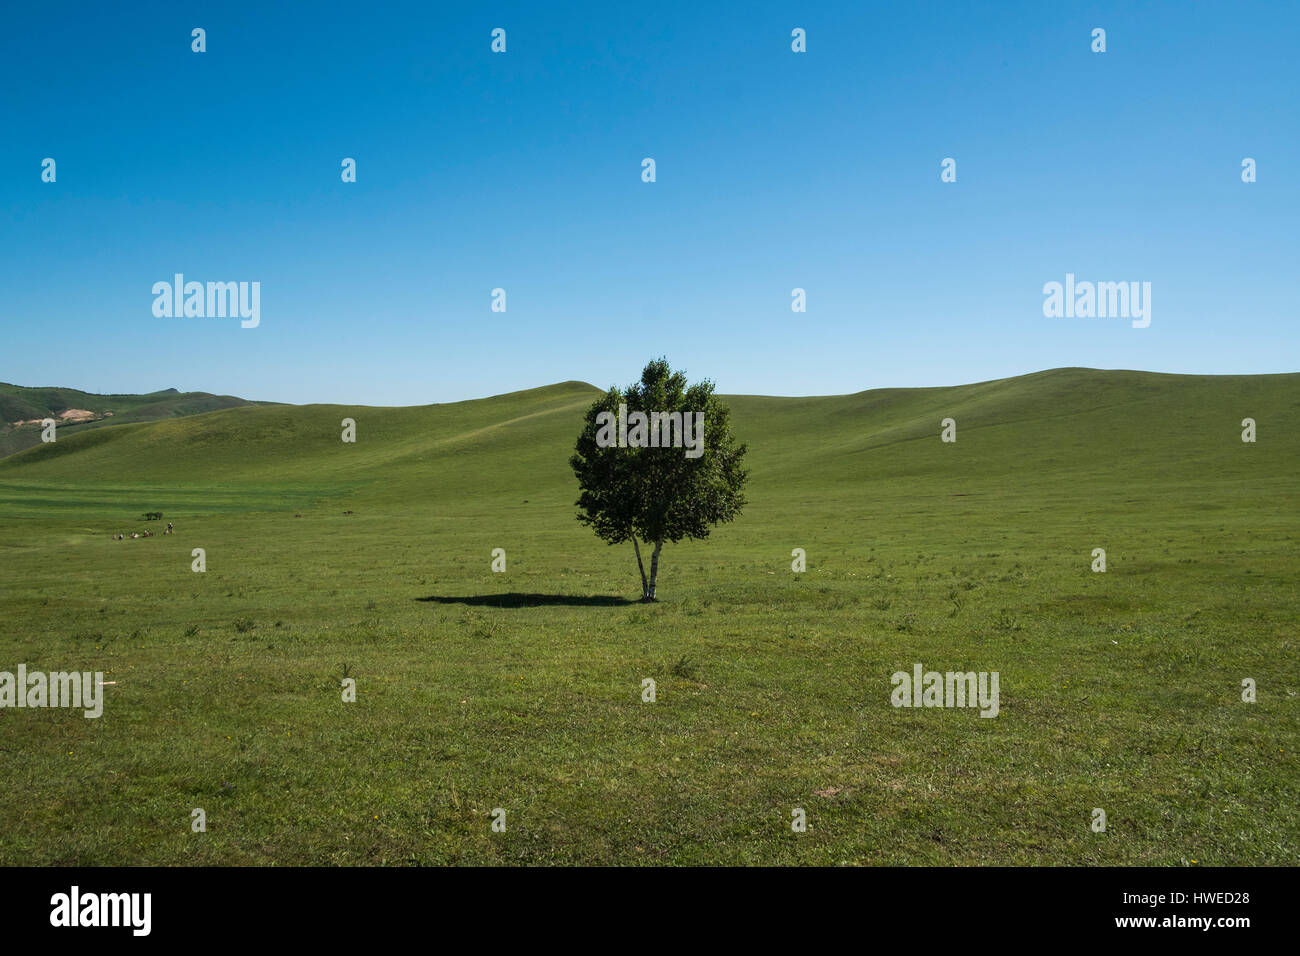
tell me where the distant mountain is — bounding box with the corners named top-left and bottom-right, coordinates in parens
top-left (0, 382), bottom-right (268, 459)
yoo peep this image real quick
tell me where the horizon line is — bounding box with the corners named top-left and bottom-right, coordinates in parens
top-left (4, 364), bottom-right (1300, 411)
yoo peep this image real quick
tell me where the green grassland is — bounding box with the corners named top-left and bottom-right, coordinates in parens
top-left (0, 367), bottom-right (1295, 865)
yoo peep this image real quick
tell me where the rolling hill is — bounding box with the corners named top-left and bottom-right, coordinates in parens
top-left (1, 367), bottom-right (1296, 518)
top-left (0, 382), bottom-right (265, 460)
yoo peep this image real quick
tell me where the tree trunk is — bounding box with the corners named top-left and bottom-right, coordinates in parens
top-left (632, 538), bottom-right (650, 601)
top-left (647, 540), bottom-right (663, 601)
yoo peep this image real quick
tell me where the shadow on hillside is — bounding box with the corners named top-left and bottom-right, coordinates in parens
top-left (416, 593), bottom-right (636, 608)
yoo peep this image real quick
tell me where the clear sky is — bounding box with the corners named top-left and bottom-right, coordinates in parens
top-left (2, 0), bottom-right (1296, 405)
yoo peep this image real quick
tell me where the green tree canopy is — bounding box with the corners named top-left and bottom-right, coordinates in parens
top-left (570, 359), bottom-right (748, 601)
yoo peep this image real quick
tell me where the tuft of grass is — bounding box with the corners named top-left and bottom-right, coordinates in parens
top-left (671, 655), bottom-right (700, 680)
top-left (993, 608), bottom-right (1020, 631)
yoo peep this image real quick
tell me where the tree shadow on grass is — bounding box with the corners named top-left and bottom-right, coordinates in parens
top-left (415, 593), bottom-right (637, 608)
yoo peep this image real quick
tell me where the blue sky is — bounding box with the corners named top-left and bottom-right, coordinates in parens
top-left (2, 0), bottom-right (1296, 405)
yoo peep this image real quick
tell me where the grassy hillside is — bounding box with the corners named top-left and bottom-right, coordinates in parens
top-left (0, 367), bottom-right (1296, 865)
top-left (0, 382), bottom-right (262, 460)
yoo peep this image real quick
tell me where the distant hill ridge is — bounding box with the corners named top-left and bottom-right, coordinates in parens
top-left (0, 382), bottom-right (266, 459)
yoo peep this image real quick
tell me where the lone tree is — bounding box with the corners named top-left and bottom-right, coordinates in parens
top-left (570, 359), bottom-right (748, 601)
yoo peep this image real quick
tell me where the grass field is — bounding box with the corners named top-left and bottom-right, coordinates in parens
top-left (0, 367), bottom-right (1296, 865)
